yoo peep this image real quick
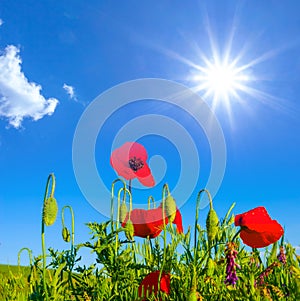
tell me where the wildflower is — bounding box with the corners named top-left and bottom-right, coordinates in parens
top-left (122, 206), bottom-right (183, 238)
top-left (257, 262), bottom-right (280, 286)
top-left (277, 246), bottom-right (287, 264)
top-left (224, 242), bottom-right (240, 286)
top-left (234, 206), bottom-right (284, 248)
top-left (138, 271), bottom-right (170, 300)
top-left (110, 142), bottom-right (155, 187)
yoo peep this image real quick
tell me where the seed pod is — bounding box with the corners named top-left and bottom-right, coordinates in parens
top-left (43, 197), bottom-right (58, 226)
top-left (119, 202), bottom-right (128, 223)
top-left (165, 195), bottom-right (177, 223)
top-left (62, 227), bottom-right (70, 243)
top-left (206, 207), bottom-right (219, 245)
top-left (124, 220), bottom-right (134, 241)
top-left (206, 258), bottom-right (215, 277)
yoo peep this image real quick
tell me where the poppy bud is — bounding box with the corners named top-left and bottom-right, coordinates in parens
top-left (62, 227), bottom-right (70, 242)
top-left (206, 258), bottom-right (215, 276)
top-left (124, 220), bottom-right (134, 241)
top-left (119, 202), bottom-right (128, 223)
top-left (165, 195), bottom-right (177, 223)
top-left (206, 207), bottom-right (219, 245)
top-left (43, 197), bottom-right (58, 226)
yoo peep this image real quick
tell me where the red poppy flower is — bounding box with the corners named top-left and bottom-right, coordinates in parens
top-left (234, 206), bottom-right (284, 248)
top-left (138, 271), bottom-right (170, 300)
top-left (122, 206), bottom-right (183, 239)
top-left (110, 142), bottom-right (155, 187)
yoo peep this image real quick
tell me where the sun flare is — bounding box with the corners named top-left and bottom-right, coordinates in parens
top-left (192, 56), bottom-right (252, 114)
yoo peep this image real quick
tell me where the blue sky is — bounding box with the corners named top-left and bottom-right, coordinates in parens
top-left (0, 1), bottom-right (300, 265)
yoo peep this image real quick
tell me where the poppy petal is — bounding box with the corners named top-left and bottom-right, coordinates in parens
top-left (235, 206), bottom-right (284, 248)
top-left (137, 173), bottom-right (155, 187)
top-left (138, 271), bottom-right (171, 298)
top-left (172, 208), bottom-right (183, 234)
top-left (128, 142), bottom-right (148, 161)
top-left (110, 152), bottom-right (135, 179)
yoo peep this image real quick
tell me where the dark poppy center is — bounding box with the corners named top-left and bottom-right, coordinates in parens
top-left (128, 156), bottom-right (144, 172)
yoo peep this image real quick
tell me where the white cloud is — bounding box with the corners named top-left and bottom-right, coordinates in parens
top-left (63, 83), bottom-right (77, 100)
top-left (0, 45), bottom-right (58, 128)
top-left (0, 19), bottom-right (3, 26)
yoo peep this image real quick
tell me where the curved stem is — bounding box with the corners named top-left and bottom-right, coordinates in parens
top-left (231, 229), bottom-right (242, 243)
top-left (147, 196), bottom-right (155, 210)
top-left (115, 187), bottom-right (130, 254)
top-left (110, 178), bottom-right (127, 232)
top-left (18, 247), bottom-right (33, 267)
top-left (162, 183), bottom-right (170, 203)
top-left (159, 185), bottom-right (168, 290)
top-left (61, 206), bottom-right (75, 257)
top-left (41, 173), bottom-right (54, 301)
top-left (61, 205), bottom-right (79, 301)
top-left (194, 189), bottom-right (213, 263)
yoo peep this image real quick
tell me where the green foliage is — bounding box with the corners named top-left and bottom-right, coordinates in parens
top-left (1, 178), bottom-right (299, 300)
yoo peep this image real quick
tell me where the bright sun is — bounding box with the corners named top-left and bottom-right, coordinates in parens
top-left (192, 56), bottom-right (252, 113)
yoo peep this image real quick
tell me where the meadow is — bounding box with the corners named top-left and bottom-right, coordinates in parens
top-left (0, 170), bottom-right (299, 301)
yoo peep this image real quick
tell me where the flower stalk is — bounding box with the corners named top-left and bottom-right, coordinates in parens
top-left (41, 173), bottom-right (57, 301)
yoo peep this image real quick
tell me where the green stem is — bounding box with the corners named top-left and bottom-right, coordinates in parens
top-left (194, 191), bottom-right (201, 258)
top-left (110, 178), bottom-right (127, 233)
top-left (159, 185), bottom-right (169, 290)
top-left (147, 195), bottom-right (155, 209)
top-left (18, 247), bottom-right (33, 267)
top-left (231, 229), bottom-right (242, 243)
top-left (41, 173), bottom-right (55, 301)
top-left (128, 179), bottom-right (132, 194)
top-left (61, 205), bottom-right (75, 259)
top-left (115, 187), bottom-right (130, 254)
top-left (61, 205), bottom-right (79, 301)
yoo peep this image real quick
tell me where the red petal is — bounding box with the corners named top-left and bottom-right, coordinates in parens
top-left (240, 221), bottom-right (284, 248)
top-left (110, 155), bottom-right (135, 179)
top-left (172, 208), bottom-right (183, 234)
top-left (235, 207), bottom-right (272, 227)
top-left (137, 173), bottom-right (155, 187)
top-left (138, 271), bottom-right (170, 298)
top-left (122, 208), bottom-right (165, 238)
top-left (135, 162), bottom-right (151, 178)
top-left (235, 206), bottom-right (284, 248)
top-left (129, 142), bottom-right (148, 161)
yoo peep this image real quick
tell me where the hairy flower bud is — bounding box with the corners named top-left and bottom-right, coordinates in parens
top-left (165, 195), bottom-right (177, 223)
top-left (206, 207), bottom-right (219, 244)
top-left (206, 258), bottom-right (215, 277)
top-left (62, 227), bottom-right (70, 242)
top-left (43, 197), bottom-right (58, 226)
top-left (119, 202), bottom-right (128, 223)
top-left (124, 220), bottom-right (134, 241)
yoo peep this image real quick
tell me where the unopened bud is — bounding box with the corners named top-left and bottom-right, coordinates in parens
top-left (124, 220), bottom-right (134, 241)
top-left (206, 207), bottom-right (219, 244)
top-left (62, 227), bottom-right (70, 242)
top-left (43, 197), bottom-right (58, 226)
top-left (119, 202), bottom-right (128, 223)
top-left (165, 195), bottom-right (177, 223)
